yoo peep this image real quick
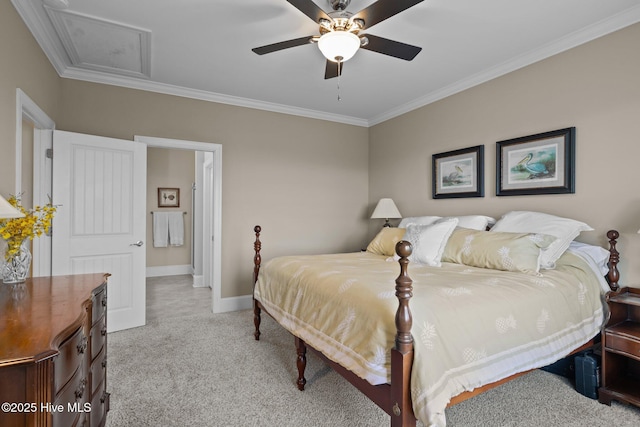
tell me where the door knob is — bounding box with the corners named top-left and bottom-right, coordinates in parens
top-left (130, 241), bottom-right (144, 247)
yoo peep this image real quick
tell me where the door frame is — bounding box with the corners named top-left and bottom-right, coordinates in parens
top-left (15, 88), bottom-right (55, 194)
top-left (134, 135), bottom-right (223, 313)
top-left (15, 89), bottom-right (55, 276)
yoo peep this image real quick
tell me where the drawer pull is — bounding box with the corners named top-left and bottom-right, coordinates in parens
top-left (101, 326), bottom-right (107, 336)
top-left (101, 296), bottom-right (107, 307)
top-left (75, 378), bottom-right (87, 400)
top-left (77, 337), bottom-right (88, 354)
top-left (102, 358), bottom-right (107, 368)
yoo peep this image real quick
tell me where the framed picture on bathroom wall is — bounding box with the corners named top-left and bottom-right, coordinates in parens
top-left (158, 187), bottom-right (180, 207)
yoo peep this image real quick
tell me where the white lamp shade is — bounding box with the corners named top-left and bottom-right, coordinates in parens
top-left (318, 31), bottom-right (360, 62)
top-left (0, 195), bottom-right (24, 219)
top-left (371, 198), bottom-right (402, 220)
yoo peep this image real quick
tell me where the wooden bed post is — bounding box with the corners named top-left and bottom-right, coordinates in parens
top-left (390, 241), bottom-right (416, 427)
top-left (606, 230), bottom-right (620, 291)
top-left (253, 225), bottom-right (262, 340)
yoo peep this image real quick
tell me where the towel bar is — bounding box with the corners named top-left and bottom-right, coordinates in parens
top-left (151, 211), bottom-right (187, 214)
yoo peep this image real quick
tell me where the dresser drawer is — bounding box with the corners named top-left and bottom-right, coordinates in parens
top-left (90, 389), bottom-right (110, 427)
top-left (54, 327), bottom-right (88, 395)
top-left (92, 286), bottom-right (107, 326)
top-left (606, 332), bottom-right (640, 361)
top-left (91, 346), bottom-right (107, 396)
top-left (91, 314), bottom-right (107, 361)
top-left (52, 367), bottom-right (88, 427)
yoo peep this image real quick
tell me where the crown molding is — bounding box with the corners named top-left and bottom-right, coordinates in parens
top-left (369, 4), bottom-right (640, 126)
top-left (59, 67), bottom-right (369, 127)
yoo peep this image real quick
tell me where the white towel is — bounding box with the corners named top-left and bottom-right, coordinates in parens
top-left (168, 212), bottom-right (184, 246)
top-left (153, 212), bottom-right (169, 247)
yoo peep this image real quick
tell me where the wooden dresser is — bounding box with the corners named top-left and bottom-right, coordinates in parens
top-left (0, 274), bottom-right (110, 427)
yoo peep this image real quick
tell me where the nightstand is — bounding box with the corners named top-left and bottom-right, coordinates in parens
top-left (599, 287), bottom-right (640, 407)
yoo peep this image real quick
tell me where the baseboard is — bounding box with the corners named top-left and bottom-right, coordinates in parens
top-left (215, 295), bottom-right (253, 313)
top-left (192, 275), bottom-right (205, 288)
top-left (146, 264), bottom-right (192, 277)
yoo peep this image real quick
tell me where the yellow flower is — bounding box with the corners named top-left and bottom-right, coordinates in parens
top-left (0, 195), bottom-right (56, 261)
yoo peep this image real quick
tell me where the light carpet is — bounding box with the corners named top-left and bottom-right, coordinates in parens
top-left (106, 310), bottom-right (640, 426)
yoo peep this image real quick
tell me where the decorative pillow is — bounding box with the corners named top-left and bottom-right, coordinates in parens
top-left (490, 211), bottom-right (593, 269)
top-left (442, 228), bottom-right (556, 274)
top-left (366, 227), bottom-right (406, 256)
top-left (398, 215), bottom-right (441, 228)
top-left (396, 218), bottom-right (459, 266)
top-left (438, 215), bottom-right (496, 231)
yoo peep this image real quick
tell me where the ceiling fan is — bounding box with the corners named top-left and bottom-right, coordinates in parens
top-left (252, 0), bottom-right (424, 79)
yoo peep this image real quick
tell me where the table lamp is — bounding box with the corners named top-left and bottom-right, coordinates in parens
top-left (371, 198), bottom-right (402, 227)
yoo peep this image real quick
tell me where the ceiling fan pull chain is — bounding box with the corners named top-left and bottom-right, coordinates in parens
top-left (337, 60), bottom-right (342, 101)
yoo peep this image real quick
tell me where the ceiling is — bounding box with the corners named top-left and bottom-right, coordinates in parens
top-left (12, 0), bottom-right (640, 127)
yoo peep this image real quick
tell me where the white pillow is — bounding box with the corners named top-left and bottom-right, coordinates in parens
top-left (397, 218), bottom-right (459, 266)
top-left (490, 211), bottom-right (593, 269)
top-left (567, 241), bottom-right (610, 277)
top-left (439, 215), bottom-right (496, 231)
top-left (566, 241), bottom-right (612, 293)
top-left (398, 215), bottom-right (441, 228)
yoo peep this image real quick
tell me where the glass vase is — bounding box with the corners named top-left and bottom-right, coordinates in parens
top-left (2, 240), bottom-right (32, 284)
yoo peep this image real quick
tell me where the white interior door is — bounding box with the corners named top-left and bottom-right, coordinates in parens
top-left (52, 130), bottom-right (146, 332)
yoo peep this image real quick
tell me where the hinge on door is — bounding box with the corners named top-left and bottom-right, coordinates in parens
top-left (46, 148), bottom-right (53, 159)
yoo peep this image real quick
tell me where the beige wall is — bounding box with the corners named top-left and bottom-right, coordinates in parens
top-left (0, 1), bottom-right (61, 197)
top-left (369, 23), bottom-right (640, 286)
top-left (55, 80), bottom-right (370, 297)
top-left (146, 147), bottom-right (194, 267)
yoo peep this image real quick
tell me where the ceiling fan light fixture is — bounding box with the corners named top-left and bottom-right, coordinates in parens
top-left (317, 31), bottom-right (360, 63)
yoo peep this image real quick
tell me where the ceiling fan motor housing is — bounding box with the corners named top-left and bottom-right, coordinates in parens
top-left (329, 0), bottom-right (351, 11)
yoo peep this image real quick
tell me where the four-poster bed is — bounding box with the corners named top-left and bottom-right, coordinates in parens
top-left (252, 224), bottom-right (621, 426)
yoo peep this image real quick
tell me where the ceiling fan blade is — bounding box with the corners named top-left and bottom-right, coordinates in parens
top-left (360, 34), bottom-right (421, 61)
top-left (352, 0), bottom-right (424, 30)
top-left (252, 36), bottom-right (315, 55)
top-left (286, 0), bottom-right (331, 23)
top-left (324, 60), bottom-right (343, 80)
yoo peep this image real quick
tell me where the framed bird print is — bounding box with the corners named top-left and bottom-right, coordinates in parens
top-left (432, 145), bottom-right (484, 199)
top-left (496, 127), bottom-right (575, 196)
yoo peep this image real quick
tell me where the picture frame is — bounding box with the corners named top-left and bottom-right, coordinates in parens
top-left (157, 187), bottom-right (180, 207)
top-left (432, 145), bottom-right (484, 199)
top-left (496, 127), bottom-right (575, 196)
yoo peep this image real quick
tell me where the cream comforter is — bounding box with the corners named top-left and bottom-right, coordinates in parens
top-left (254, 251), bottom-right (605, 426)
